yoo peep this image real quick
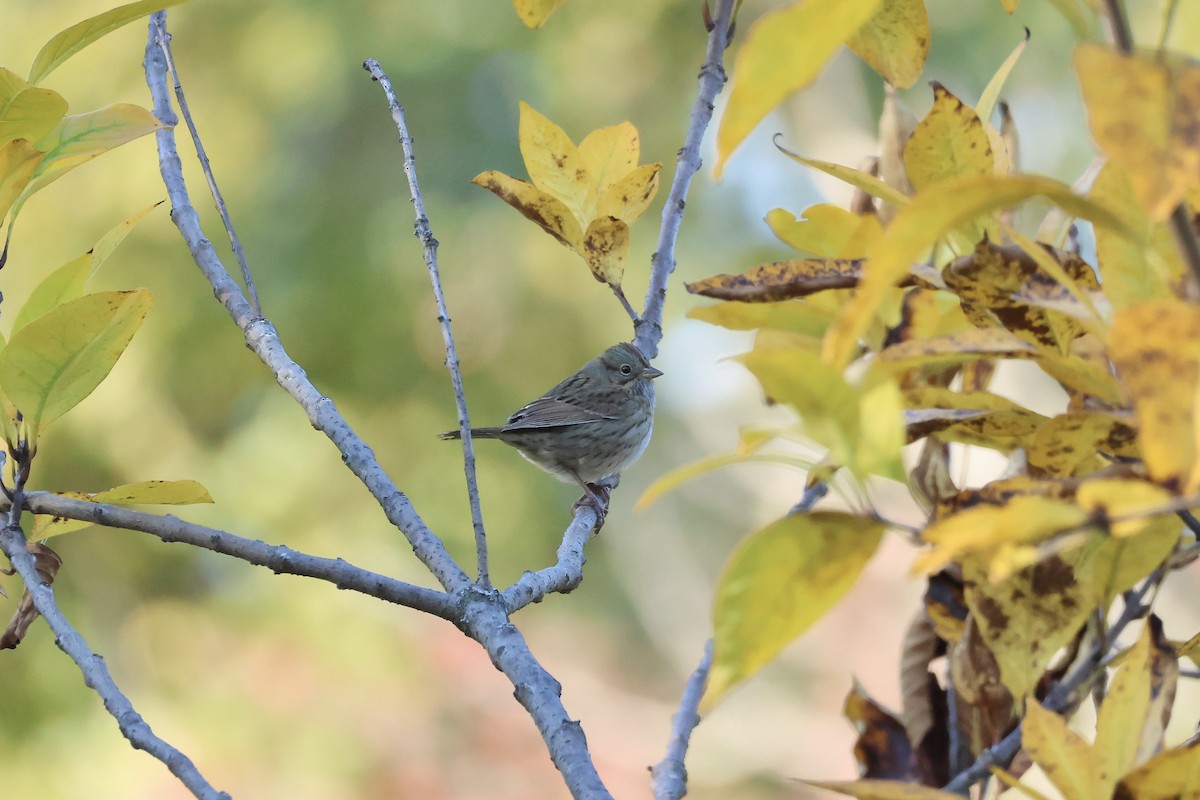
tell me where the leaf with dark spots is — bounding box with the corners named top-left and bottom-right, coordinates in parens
top-left (844, 682), bottom-right (922, 782)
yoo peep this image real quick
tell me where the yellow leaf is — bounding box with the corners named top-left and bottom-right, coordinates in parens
top-left (1090, 162), bottom-right (1184, 308)
top-left (822, 173), bottom-right (1125, 369)
top-left (580, 215), bottom-right (628, 286)
top-left (1027, 413), bottom-right (1137, 477)
top-left (0, 139), bottom-right (42, 222)
top-left (596, 162), bottom-right (660, 222)
top-left (1108, 300), bottom-right (1200, 493)
top-left (765, 205), bottom-right (884, 258)
top-left (846, 0), bottom-right (930, 89)
top-left (635, 452), bottom-right (813, 512)
top-left (964, 551), bottom-right (1096, 699)
top-left (999, 0), bottom-right (1020, 12)
top-left (1075, 44), bottom-right (1200, 221)
top-left (28, 0), bottom-right (193, 84)
top-left (0, 289), bottom-right (153, 440)
top-left (914, 496), bottom-right (1089, 576)
top-left (519, 101), bottom-right (590, 219)
top-left (904, 82), bottom-right (994, 192)
top-left (801, 779), bottom-right (966, 799)
top-left (0, 68), bottom-right (67, 145)
top-left (1023, 701), bottom-right (1104, 800)
top-left (578, 122), bottom-right (638, 214)
top-left (976, 28), bottom-right (1030, 125)
top-left (1115, 739), bottom-right (1200, 800)
top-left (6, 104), bottom-right (164, 233)
top-left (704, 512), bottom-right (885, 708)
top-left (32, 480), bottom-right (214, 539)
top-left (472, 170), bottom-right (582, 249)
top-left (511, 0), bottom-right (566, 28)
top-left (1089, 516), bottom-right (1179, 607)
top-left (1094, 623), bottom-right (1164, 789)
top-left (775, 141), bottom-right (912, 209)
top-left (13, 202), bottom-right (162, 333)
top-left (716, 0), bottom-right (884, 177)
top-left (739, 344), bottom-right (860, 468)
top-left (878, 327), bottom-right (1122, 404)
top-left (688, 300), bottom-right (835, 337)
top-left (857, 371), bottom-right (905, 481)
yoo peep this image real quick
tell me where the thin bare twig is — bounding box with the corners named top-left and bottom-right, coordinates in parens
top-left (0, 479), bottom-right (230, 799)
top-left (144, 13), bottom-right (469, 593)
top-left (635, 0), bottom-right (736, 359)
top-left (362, 58), bottom-right (490, 589)
top-left (651, 639), bottom-right (714, 800)
top-left (612, 283), bottom-right (639, 323)
top-left (152, 17), bottom-right (260, 316)
top-left (18, 492), bottom-right (455, 620)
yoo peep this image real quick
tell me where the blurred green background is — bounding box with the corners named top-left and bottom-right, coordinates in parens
top-left (2, 1), bottom-right (1198, 798)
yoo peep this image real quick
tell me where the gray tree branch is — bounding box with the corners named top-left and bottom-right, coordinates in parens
top-left (17, 492), bottom-right (455, 620)
top-left (651, 639), bottom-right (714, 800)
top-left (143, 13), bottom-right (469, 594)
top-left (0, 483), bottom-right (231, 800)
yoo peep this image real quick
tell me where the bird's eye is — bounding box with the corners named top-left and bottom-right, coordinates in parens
top-left (620, 364), bottom-right (633, 375)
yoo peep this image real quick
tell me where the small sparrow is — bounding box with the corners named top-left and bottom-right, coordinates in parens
top-left (440, 342), bottom-right (662, 525)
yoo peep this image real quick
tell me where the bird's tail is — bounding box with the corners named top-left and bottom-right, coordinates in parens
top-left (438, 427), bottom-right (501, 441)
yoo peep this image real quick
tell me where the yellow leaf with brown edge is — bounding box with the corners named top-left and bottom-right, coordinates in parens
top-left (518, 101), bottom-right (590, 219)
top-left (766, 205), bottom-right (884, 259)
top-left (904, 82), bottom-right (994, 193)
top-left (1023, 700), bottom-right (1104, 800)
top-left (1090, 162), bottom-right (1185, 308)
top-left (1075, 44), bottom-right (1200, 221)
top-left (1027, 412), bottom-right (1138, 477)
top-left (1108, 300), bottom-right (1200, 493)
top-left (843, 682), bottom-right (921, 781)
top-left (704, 512), bottom-right (885, 710)
top-left (472, 170), bottom-right (583, 249)
top-left (511, 0), bottom-right (566, 28)
top-left (715, 0), bottom-right (883, 177)
top-left (801, 779), bottom-right (966, 799)
top-left (846, 0), bottom-right (930, 89)
top-left (596, 162), bottom-right (660, 222)
top-left (966, 551), bottom-right (1096, 700)
top-left (579, 215), bottom-right (628, 286)
top-left (1115, 738), bottom-right (1200, 799)
top-left (913, 495), bottom-right (1089, 576)
top-left (878, 327), bottom-right (1123, 404)
top-left (1095, 619), bottom-right (1179, 784)
top-left (822, 173), bottom-right (1126, 370)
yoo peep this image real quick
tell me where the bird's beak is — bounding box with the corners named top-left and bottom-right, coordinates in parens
top-left (644, 366), bottom-right (664, 379)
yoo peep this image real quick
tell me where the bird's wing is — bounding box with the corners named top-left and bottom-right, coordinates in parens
top-left (502, 395), bottom-right (618, 430)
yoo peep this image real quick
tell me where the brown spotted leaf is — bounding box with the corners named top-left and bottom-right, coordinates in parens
top-left (0, 541), bottom-right (61, 650)
top-left (471, 170), bottom-right (582, 248)
top-left (845, 681), bottom-right (921, 782)
top-left (1027, 412), bottom-right (1139, 478)
top-left (950, 615), bottom-right (1016, 757)
top-left (1114, 737), bottom-right (1200, 799)
top-left (686, 259), bottom-right (867, 301)
top-left (898, 609), bottom-right (951, 787)
top-left (904, 83), bottom-right (994, 193)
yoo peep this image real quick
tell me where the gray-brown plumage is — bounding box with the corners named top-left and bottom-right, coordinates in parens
top-left (440, 342), bottom-right (662, 522)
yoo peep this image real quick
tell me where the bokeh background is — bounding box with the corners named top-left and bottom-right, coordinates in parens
top-left (2, 1), bottom-right (1199, 798)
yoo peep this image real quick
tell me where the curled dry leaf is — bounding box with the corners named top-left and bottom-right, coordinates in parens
top-left (844, 680), bottom-right (922, 782)
top-left (0, 540), bottom-right (62, 650)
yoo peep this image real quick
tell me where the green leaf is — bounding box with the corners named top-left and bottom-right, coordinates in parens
top-left (28, 0), bottom-right (193, 85)
top-left (0, 68), bottom-right (68, 145)
top-left (705, 512), bottom-right (885, 708)
top-left (0, 139), bottom-right (43, 223)
top-left (13, 202), bottom-right (162, 334)
top-left (5, 104), bottom-right (164, 239)
top-left (0, 289), bottom-right (153, 440)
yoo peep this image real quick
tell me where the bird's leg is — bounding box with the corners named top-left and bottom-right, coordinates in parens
top-left (570, 474), bottom-right (619, 532)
